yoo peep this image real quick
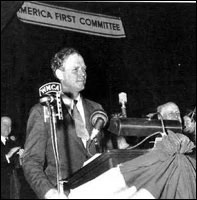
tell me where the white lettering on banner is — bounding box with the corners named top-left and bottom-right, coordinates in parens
top-left (17, 1), bottom-right (126, 38)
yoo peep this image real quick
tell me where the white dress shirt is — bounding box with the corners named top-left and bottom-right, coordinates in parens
top-left (1, 135), bottom-right (8, 145)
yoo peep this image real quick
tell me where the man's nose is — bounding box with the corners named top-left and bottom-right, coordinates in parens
top-left (78, 69), bottom-right (86, 77)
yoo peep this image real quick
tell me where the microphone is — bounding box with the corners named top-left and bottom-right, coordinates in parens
top-left (39, 95), bottom-right (55, 105)
top-left (39, 82), bottom-right (63, 122)
top-left (90, 110), bottom-right (108, 140)
top-left (119, 92), bottom-right (127, 118)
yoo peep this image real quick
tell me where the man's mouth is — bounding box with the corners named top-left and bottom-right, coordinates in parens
top-left (77, 79), bottom-right (85, 82)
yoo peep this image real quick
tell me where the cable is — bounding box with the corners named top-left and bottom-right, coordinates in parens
top-left (126, 131), bottom-right (164, 150)
top-left (87, 138), bottom-right (100, 157)
top-left (146, 112), bottom-right (167, 137)
top-left (87, 139), bottom-right (94, 157)
top-left (157, 112), bottom-right (167, 137)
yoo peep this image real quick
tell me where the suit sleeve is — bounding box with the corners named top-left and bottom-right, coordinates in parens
top-left (21, 105), bottom-right (54, 198)
top-left (1, 144), bottom-right (10, 167)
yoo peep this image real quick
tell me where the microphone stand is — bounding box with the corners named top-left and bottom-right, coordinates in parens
top-left (120, 101), bottom-right (127, 118)
top-left (46, 101), bottom-right (64, 195)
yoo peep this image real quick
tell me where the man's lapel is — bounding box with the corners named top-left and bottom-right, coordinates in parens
top-left (82, 98), bottom-right (93, 137)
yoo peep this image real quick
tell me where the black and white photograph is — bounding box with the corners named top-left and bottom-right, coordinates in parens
top-left (1, 1), bottom-right (196, 199)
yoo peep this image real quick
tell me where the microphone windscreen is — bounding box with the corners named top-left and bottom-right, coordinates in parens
top-left (90, 110), bottom-right (108, 127)
top-left (119, 92), bottom-right (127, 104)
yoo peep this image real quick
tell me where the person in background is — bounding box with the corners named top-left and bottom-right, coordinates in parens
top-left (157, 102), bottom-right (196, 140)
top-left (117, 102), bottom-right (186, 149)
top-left (1, 116), bottom-right (24, 199)
top-left (183, 107), bottom-right (196, 144)
top-left (157, 101), bottom-right (182, 123)
top-left (21, 47), bottom-right (105, 199)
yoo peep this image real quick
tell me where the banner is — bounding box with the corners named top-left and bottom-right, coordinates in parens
top-left (17, 1), bottom-right (126, 38)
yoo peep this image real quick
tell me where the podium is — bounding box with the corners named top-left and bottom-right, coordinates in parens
top-left (64, 149), bottom-right (148, 190)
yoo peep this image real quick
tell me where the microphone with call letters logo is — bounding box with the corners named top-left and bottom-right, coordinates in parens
top-left (39, 82), bottom-right (64, 194)
top-left (39, 82), bottom-right (63, 122)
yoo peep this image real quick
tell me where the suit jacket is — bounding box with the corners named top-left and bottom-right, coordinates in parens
top-left (22, 97), bottom-right (103, 199)
top-left (1, 137), bottom-right (20, 198)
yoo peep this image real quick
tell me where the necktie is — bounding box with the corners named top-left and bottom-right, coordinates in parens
top-left (72, 100), bottom-right (90, 141)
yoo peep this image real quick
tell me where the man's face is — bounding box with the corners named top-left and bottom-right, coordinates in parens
top-left (183, 115), bottom-right (195, 133)
top-left (161, 104), bottom-right (182, 123)
top-left (1, 117), bottom-right (12, 137)
top-left (60, 53), bottom-right (87, 94)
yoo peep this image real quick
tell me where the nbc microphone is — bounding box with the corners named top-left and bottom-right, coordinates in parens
top-left (119, 92), bottom-right (127, 118)
top-left (90, 110), bottom-right (108, 140)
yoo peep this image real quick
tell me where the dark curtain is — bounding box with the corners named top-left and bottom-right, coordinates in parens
top-left (1, 1), bottom-right (24, 32)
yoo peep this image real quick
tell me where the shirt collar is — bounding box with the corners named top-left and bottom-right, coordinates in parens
top-left (61, 93), bottom-right (82, 110)
top-left (74, 94), bottom-right (83, 110)
top-left (74, 94), bottom-right (81, 105)
top-left (1, 136), bottom-right (8, 144)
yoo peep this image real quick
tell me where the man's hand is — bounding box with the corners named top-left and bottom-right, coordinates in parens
top-left (44, 188), bottom-right (68, 199)
top-left (17, 148), bottom-right (24, 165)
top-left (6, 146), bottom-right (21, 159)
top-left (17, 148), bottom-right (24, 157)
top-left (117, 136), bottom-right (130, 149)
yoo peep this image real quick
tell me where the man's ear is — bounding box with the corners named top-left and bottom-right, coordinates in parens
top-left (55, 69), bottom-right (64, 80)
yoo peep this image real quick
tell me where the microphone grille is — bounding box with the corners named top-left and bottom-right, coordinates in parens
top-left (90, 110), bottom-right (108, 127)
top-left (119, 92), bottom-right (127, 104)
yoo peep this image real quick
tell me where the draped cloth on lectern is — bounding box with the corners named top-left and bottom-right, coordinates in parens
top-left (69, 131), bottom-right (196, 199)
top-left (119, 130), bottom-right (196, 199)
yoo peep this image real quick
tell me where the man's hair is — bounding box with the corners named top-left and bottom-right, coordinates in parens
top-left (1, 116), bottom-right (12, 125)
top-left (50, 47), bottom-right (81, 78)
top-left (157, 102), bottom-right (179, 114)
top-left (157, 101), bottom-right (182, 122)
